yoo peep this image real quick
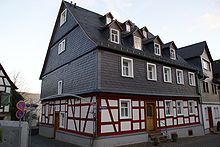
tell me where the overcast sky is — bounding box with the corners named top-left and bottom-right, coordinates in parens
top-left (0, 0), bottom-right (220, 93)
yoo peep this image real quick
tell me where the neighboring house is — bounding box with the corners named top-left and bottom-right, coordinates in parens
top-left (178, 41), bottom-right (220, 134)
top-left (39, 1), bottom-right (204, 146)
top-left (213, 59), bottom-right (220, 102)
top-left (21, 92), bottom-right (41, 126)
top-left (0, 63), bottom-right (17, 120)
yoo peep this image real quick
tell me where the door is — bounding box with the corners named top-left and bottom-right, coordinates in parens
top-left (54, 112), bottom-right (60, 137)
top-left (146, 102), bottom-right (156, 131)
top-left (208, 107), bottom-right (214, 128)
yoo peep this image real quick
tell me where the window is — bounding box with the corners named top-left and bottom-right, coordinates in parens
top-left (106, 16), bottom-right (112, 24)
top-left (170, 48), bottom-right (176, 60)
top-left (126, 24), bottom-right (130, 32)
top-left (59, 112), bottom-right (66, 128)
top-left (176, 69), bottom-right (184, 84)
top-left (60, 9), bottom-right (67, 26)
top-left (163, 66), bottom-right (172, 83)
top-left (188, 101), bottom-right (195, 114)
top-left (165, 100), bottom-right (173, 116)
top-left (176, 100), bottom-right (183, 115)
top-left (214, 107), bottom-right (220, 118)
top-left (120, 99), bottom-right (131, 119)
top-left (147, 63), bottom-right (157, 81)
top-left (121, 57), bottom-right (133, 78)
top-left (110, 28), bottom-right (119, 44)
top-left (58, 80), bottom-right (63, 95)
top-left (134, 36), bottom-right (142, 50)
top-left (202, 59), bottom-right (211, 71)
top-left (212, 84), bottom-right (217, 94)
top-left (188, 72), bottom-right (196, 86)
top-left (143, 30), bottom-right (147, 38)
top-left (58, 39), bottom-right (66, 54)
top-left (203, 81), bottom-right (209, 93)
top-left (154, 43), bottom-right (161, 56)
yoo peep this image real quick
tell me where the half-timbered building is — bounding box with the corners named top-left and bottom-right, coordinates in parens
top-left (39, 1), bottom-right (204, 146)
top-left (178, 41), bottom-right (220, 134)
top-left (0, 63), bottom-right (17, 120)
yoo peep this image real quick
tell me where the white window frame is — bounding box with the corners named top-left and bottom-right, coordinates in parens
top-left (59, 112), bottom-right (66, 128)
top-left (119, 99), bottom-right (132, 119)
top-left (154, 43), bottom-right (161, 56)
top-left (126, 24), bottom-right (131, 32)
top-left (110, 28), bottom-right (120, 44)
top-left (188, 72), bottom-right (196, 86)
top-left (176, 100), bottom-right (184, 115)
top-left (202, 59), bottom-right (211, 71)
top-left (121, 57), bottom-right (134, 78)
top-left (60, 9), bottom-right (67, 26)
top-left (214, 107), bottom-right (220, 118)
top-left (143, 30), bottom-right (147, 38)
top-left (133, 36), bottom-right (142, 50)
top-left (163, 66), bottom-right (172, 83)
top-left (106, 16), bottom-right (112, 24)
top-left (188, 101), bottom-right (195, 114)
top-left (147, 63), bottom-right (157, 81)
top-left (165, 100), bottom-right (173, 116)
top-left (170, 48), bottom-right (176, 60)
top-left (176, 69), bottom-right (184, 85)
top-left (58, 39), bottom-right (66, 54)
top-left (58, 80), bottom-right (63, 95)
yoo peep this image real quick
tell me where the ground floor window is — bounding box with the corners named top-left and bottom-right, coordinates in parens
top-left (119, 99), bottom-right (131, 119)
top-left (59, 112), bottom-right (66, 128)
top-left (165, 100), bottom-right (173, 116)
top-left (214, 107), bottom-right (220, 119)
top-left (188, 101), bottom-right (195, 114)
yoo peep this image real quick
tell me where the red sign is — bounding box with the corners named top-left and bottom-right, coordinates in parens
top-left (16, 110), bottom-right (25, 119)
top-left (16, 101), bottom-right (26, 110)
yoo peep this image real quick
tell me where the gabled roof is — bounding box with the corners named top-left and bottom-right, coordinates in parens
top-left (177, 41), bottom-right (213, 61)
top-left (0, 64), bottom-right (17, 89)
top-left (213, 59), bottom-right (220, 76)
top-left (122, 27), bottom-right (145, 38)
top-left (103, 12), bottom-right (114, 19)
top-left (102, 19), bottom-right (123, 31)
top-left (162, 41), bottom-right (177, 50)
top-left (143, 35), bottom-right (163, 44)
top-left (140, 26), bottom-right (148, 32)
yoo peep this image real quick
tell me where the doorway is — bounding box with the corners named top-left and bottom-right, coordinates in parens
top-left (146, 102), bottom-right (156, 131)
top-left (54, 112), bottom-right (60, 138)
top-left (207, 107), bottom-right (214, 128)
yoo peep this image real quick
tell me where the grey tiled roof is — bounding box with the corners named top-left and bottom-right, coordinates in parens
top-left (64, 1), bottom-right (197, 71)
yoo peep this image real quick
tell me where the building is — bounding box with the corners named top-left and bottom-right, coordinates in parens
top-left (178, 41), bottom-right (220, 134)
top-left (213, 59), bottom-right (220, 103)
top-left (0, 63), bottom-right (17, 120)
top-left (39, 1), bottom-right (204, 146)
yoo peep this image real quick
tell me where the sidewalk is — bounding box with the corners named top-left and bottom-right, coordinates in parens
top-left (119, 134), bottom-right (220, 147)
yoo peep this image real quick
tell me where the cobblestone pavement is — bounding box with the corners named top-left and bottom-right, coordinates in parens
top-left (119, 134), bottom-right (220, 147)
top-left (31, 135), bottom-right (80, 147)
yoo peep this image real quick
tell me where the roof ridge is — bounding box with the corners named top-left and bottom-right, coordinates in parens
top-left (178, 41), bottom-right (206, 50)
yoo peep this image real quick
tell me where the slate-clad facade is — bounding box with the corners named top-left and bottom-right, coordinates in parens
top-left (39, 1), bottom-right (204, 146)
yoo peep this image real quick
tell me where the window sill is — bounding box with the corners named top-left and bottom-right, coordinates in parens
top-left (120, 117), bottom-right (132, 120)
top-left (164, 81), bottom-right (172, 84)
top-left (177, 114), bottom-right (184, 116)
top-left (121, 75), bottom-right (134, 78)
top-left (147, 78), bottom-right (157, 81)
top-left (177, 83), bottom-right (184, 85)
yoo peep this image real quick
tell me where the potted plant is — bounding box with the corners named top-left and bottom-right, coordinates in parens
top-left (153, 137), bottom-right (160, 146)
top-left (171, 133), bottom-right (178, 142)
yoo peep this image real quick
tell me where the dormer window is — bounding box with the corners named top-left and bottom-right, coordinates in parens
top-left (170, 48), bottom-right (176, 60)
top-left (106, 16), bottom-right (112, 24)
top-left (126, 24), bottom-right (131, 32)
top-left (134, 36), bottom-right (142, 50)
top-left (154, 43), bottom-right (161, 56)
top-left (110, 28), bottom-right (119, 44)
top-left (143, 30), bottom-right (147, 38)
top-left (60, 9), bottom-right (67, 26)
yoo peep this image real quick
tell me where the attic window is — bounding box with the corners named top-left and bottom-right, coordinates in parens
top-left (106, 16), bottom-right (112, 24)
top-left (154, 43), bottom-right (161, 56)
top-left (58, 39), bottom-right (66, 54)
top-left (60, 9), bottom-right (67, 26)
top-left (110, 28), bottom-right (119, 44)
top-left (143, 30), bottom-right (147, 38)
top-left (170, 48), bottom-right (176, 60)
top-left (134, 36), bottom-right (142, 50)
top-left (126, 24), bottom-right (131, 32)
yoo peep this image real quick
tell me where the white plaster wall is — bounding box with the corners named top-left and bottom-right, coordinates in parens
top-left (101, 125), bottom-right (114, 133)
top-left (81, 106), bottom-right (89, 118)
top-left (132, 101), bottom-right (139, 107)
top-left (121, 121), bottom-right (131, 131)
top-left (133, 109), bottom-right (139, 120)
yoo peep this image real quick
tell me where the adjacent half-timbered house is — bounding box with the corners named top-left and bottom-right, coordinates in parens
top-left (39, 1), bottom-right (204, 146)
top-left (178, 42), bottom-right (220, 134)
top-left (0, 64), bottom-right (17, 120)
